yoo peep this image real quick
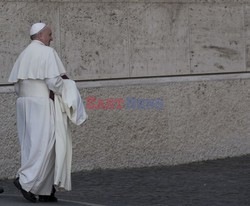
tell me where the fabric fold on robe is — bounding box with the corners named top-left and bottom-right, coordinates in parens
top-left (54, 79), bottom-right (87, 191)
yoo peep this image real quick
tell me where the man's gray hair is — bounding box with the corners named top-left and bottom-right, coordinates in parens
top-left (30, 33), bottom-right (38, 40)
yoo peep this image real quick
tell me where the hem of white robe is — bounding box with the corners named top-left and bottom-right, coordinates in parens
top-left (18, 176), bottom-right (54, 196)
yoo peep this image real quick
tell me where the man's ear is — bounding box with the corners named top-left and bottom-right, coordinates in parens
top-left (37, 32), bottom-right (43, 40)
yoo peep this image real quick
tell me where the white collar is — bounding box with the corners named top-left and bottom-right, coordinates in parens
top-left (32, 40), bottom-right (45, 46)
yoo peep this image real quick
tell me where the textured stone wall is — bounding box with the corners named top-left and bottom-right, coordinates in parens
top-left (1, 77), bottom-right (250, 179)
top-left (1, 1), bottom-right (250, 83)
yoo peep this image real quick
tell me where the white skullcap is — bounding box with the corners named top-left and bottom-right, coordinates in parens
top-left (30, 22), bottom-right (46, 36)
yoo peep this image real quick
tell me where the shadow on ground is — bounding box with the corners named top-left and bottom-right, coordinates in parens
top-left (1, 155), bottom-right (250, 206)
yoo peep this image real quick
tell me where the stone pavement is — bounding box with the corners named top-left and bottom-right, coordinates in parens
top-left (0, 154), bottom-right (250, 206)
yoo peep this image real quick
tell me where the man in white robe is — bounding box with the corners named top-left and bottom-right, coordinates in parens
top-left (9, 23), bottom-right (68, 203)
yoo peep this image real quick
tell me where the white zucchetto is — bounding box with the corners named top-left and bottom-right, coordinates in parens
top-left (30, 22), bottom-right (46, 36)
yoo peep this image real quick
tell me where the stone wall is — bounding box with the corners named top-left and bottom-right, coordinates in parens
top-left (1, 1), bottom-right (250, 82)
top-left (1, 75), bottom-right (250, 179)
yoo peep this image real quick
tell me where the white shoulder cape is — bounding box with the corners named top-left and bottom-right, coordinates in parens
top-left (9, 40), bottom-right (65, 83)
top-left (54, 79), bottom-right (87, 191)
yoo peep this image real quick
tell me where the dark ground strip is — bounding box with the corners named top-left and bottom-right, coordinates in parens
top-left (1, 155), bottom-right (250, 206)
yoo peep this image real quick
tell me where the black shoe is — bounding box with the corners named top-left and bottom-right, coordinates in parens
top-left (0, 187), bottom-right (3, 193)
top-left (39, 195), bottom-right (58, 202)
top-left (39, 186), bottom-right (57, 202)
top-left (13, 177), bottom-right (37, 203)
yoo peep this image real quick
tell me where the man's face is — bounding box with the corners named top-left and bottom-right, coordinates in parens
top-left (39, 27), bottom-right (53, 46)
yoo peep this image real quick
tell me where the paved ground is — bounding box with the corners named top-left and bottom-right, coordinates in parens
top-left (0, 154), bottom-right (250, 206)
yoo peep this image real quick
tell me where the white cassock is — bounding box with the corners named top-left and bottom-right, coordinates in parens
top-left (8, 40), bottom-right (87, 195)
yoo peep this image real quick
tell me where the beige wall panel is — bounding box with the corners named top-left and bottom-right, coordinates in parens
top-left (244, 5), bottom-right (250, 71)
top-left (0, 1), bottom-right (247, 3)
top-left (189, 4), bottom-right (245, 74)
top-left (128, 3), bottom-right (189, 77)
top-left (0, 2), bottom-right (60, 84)
top-left (1, 1), bottom-right (248, 83)
top-left (0, 92), bottom-right (18, 179)
top-left (60, 3), bottom-right (129, 80)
